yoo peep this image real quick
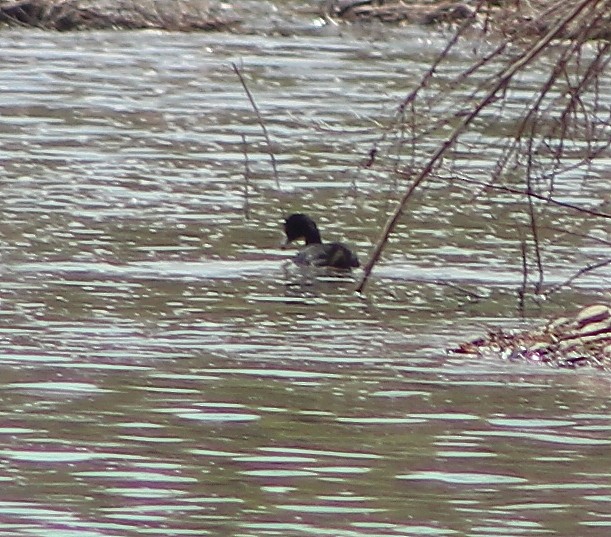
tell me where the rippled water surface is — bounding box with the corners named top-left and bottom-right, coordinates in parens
top-left (0, 20), bottom-right (610, 537)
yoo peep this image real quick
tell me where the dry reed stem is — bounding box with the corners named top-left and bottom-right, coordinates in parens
top-left (231, 62), bottom-right (280, 190)
top-left (241, 133), bottom-right (251, 220)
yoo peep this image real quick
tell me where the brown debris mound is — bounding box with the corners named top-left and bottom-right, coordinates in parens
top-left (0, 0), bottom-right (237, 31)
top-left (453, 305), bottom-right (611, 370)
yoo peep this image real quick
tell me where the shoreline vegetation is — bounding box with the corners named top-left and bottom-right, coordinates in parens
top-left (0, 0), bottom-right (238, 31)
top-left (0, 0), bottom-right (608, 39)
top-left (326, 0), bottom-right (611, 41)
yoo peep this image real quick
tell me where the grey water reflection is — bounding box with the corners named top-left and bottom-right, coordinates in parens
top-left (0, 21), bottom-right (609, 537)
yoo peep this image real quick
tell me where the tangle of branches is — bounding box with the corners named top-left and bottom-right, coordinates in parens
top-left (356, 0), bottom-right (611, 302)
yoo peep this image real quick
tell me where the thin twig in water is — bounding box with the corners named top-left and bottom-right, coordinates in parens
top-left (524, 136), bottom-right (545, 294)
top-left (241, 134), bottom-right (251, 220)
top-left (543, 258), bottom-right (611, 297)
top-left (231, 62), bottom-right (280, 189)
top-left (455, 176), bottom-right (611, 220)
top-left (518, 234), bottom-right (528, 316)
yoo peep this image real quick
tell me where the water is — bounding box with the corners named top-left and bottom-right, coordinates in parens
top-left (0, 16), bottom-right (610, 537)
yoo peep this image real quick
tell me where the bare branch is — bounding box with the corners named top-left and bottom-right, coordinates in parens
top-left (231, 62), bottom-right (280, 189)
top-left (356, 0), bottom-right (603, 294)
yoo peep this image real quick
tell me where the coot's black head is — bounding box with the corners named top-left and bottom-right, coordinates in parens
top-left (283, 213), bottom-right (322, 245)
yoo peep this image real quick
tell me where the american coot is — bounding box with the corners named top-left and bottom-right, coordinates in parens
top-left (282, 213), bottom-right (360, 269)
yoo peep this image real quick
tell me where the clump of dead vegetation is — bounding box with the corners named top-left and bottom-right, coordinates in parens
top-left (0, 0), bottom-right (237, 31)
top-left (453, 304), bottom-right (611, 370)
